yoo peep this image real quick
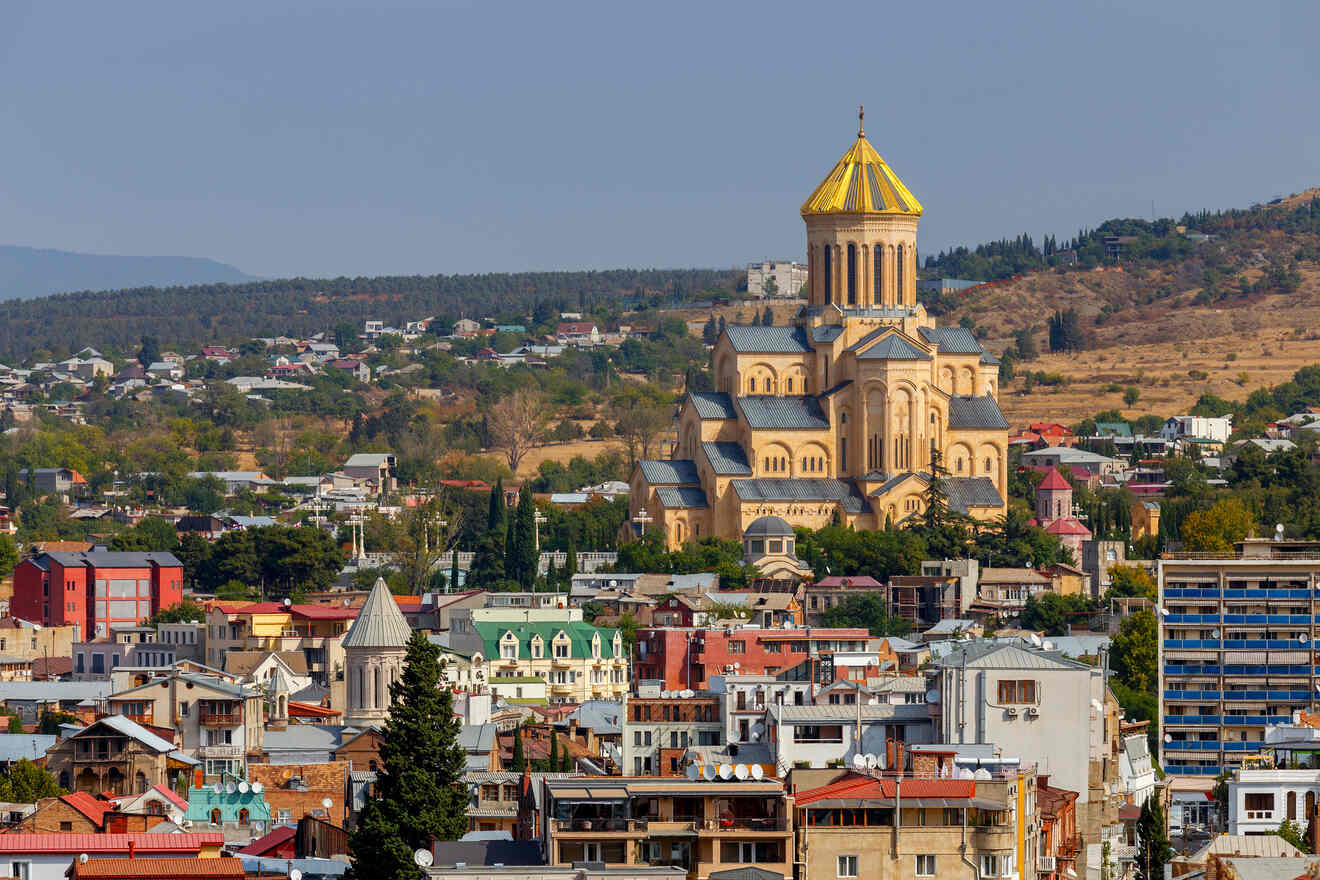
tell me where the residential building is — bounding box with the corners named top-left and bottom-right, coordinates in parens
top-left (1130, 500), bottom-right (1160, 542)
top-left (746, 260), bottom-right (808, 298)
top-left (44, 715), bottom-right (194, 795)
top-left (716, 670), bottom-right (815, 745)
top-left (185, 470), bottom-right (276, 494)
top-left (540, 776), bottom-right (792, 880)
top-left (804, 576), bottom-right (883, 625)
top-left (248, 761), bottom-right (351, 827)
top-left (794, 769), bottom-right (1038, 880)
top-left (1080, 540), bottom-right (1126, 598)
top-left (12, 551), bottom-right (183, 637)
top-left (634, 625), bottom-right (873, 691)
top-left (555, 322), bottom-right (601, 346)
top-left (1162, 414), bottom-right (1233, 445)
top-left (184, 777), bottom-right (273, 842)
top-left (1117, 733), bottom-right (1155, 808)
top-left (342, 452), bottom-right (396, 492)
top-left (18, 467), bottom-right (87, 498)
top-left (204, 601), bottom-right (355, 686)
top-left (0, 832), bottom-right (223, 880)
top-left (621, 693), bottom-right (724, 776)
top-left (972, 568), bottom-right (1055, 618)
top-left (0, 617), bottom-right (77, 664)
top-left (450, 608), bottom-right (628, 702)
top-left (767, 702), bottom-right (933, 771)
top-left (1158, 546), bottom-right (1320, 778)
top-left (1018, 446), bottom-right (1126, 479)
top-left (628, 118), bottom-right (1009, 550)
top-left (1037, 777), bottom-right (1081, 880)
top-left (107, 669), bottom-right (263, 780)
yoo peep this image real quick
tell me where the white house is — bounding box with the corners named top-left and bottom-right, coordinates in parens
top-left (1019, 446), bottom-right (1127, 478)
top-left (765, 702), bottom-right (932, 772)
top-left (1228, 767), bottom-right (1320, 835)
top-left (1118, 733), bottom-right (1155, 807)
top-left (1161, 414), bottom-right (1233, 444)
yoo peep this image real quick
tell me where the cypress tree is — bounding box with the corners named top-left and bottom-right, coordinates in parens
top-left (512, 731), bottom-right (526, 773)
top-left (549, 729), bottom-right (560, 772)
top-left (1135, 797), bottom-right (1172, 880)
top-left (487, 478), bottom-right (506, 534)
top-left (510, 486), bottom-right (539, 589)
top-left (347, 633), bottom-right (467, 880)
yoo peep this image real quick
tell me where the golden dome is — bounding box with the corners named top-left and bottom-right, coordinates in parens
top-left (800, 107), bottom-right (923, 217)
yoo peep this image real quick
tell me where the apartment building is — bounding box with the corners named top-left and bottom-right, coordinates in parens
top-left (621, 692), bottom-right (724, 776)
top-left (794, 769), bottom-right (1038, 880)
top-left (205, 602), bottom-right (356, 686)
top-left (766, 703), bottom-right (933, 771)
top-left (12, 551), bottom-right (183, 636)
top-left (1158, 543), bottom-right (1320, 779)
top-left (107, 669), bottom-right (264, 780)
top-left (634, 626), bottom-right (873, 691)
top-left (541, 777), bottom-right (792, 880)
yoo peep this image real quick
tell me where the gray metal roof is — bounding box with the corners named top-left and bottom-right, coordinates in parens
top-left (638, 459), bottom-right (700, 484)
top-left (919, 326), bottom-right (985, 354)
top-left (688, 392), bottom-right (737, 420)
top-left (460, 722), bottom-right (497, 754)
top-left (724, 325), bottom-right (812, 353)
top-left (656, 486), bottom-right (709, 509)
top-left (341, 577), bottom-right (412, 649)
top-left (0, 680), bottom-right (110, 702)
top-left (82, 715), bottom-right (179, 753)
top-left (744, 516), bottom-right (794, 538)
top-left (944, 477), bottom-right (1005, 513)
top-left (934, 641), bottom-right (1093, 671)
top-left (701, 442), bottom-right (752, 475)
top-left (261, 723), bottom-right (343, 757)
top-left (947, 396), bottom-right (1009, 430)
top-left (45, 551), bottom-right (182, 567)
top-left (847, 329), bottom-right (930, 360)
top-left (0, 733), bottom-right (56, 763)
top-left (979, 351), bottom-right (1001, 365)
top-left (769, 703), bottom-right (930, 724)
top-left (731, 478), bottom-right (869, 514)
top-left (736, 396), bottom-right (829, 430)
top-left (811, 325), bottom-right (845, 344)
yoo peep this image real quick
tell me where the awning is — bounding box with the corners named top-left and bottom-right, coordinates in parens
top-left (1223, 652), bottom-right (1267, 664)
top-left (1166, 651), bottom-right (1218, 661)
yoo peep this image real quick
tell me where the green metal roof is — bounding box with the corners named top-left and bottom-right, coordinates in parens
top-left (184, 785), bottom-right (272, 823)
top-left (473, 620), bottom-right (623, 660)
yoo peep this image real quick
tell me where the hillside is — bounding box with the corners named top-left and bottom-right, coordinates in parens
top-left (0, 244), bottom-right (254, 302)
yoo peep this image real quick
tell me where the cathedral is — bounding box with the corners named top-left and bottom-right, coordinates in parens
top-left (628, 110), bottom-right (1010, 549)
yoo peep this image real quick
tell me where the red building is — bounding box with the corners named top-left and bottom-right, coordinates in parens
top-left (634, 626), bottom-right (874, 690)
top-left (12, 552), bottom-right (184, 638)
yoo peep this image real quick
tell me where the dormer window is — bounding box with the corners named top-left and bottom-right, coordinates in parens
top-left (530, 636), bottom-right (544, 659)
top-left (592, 634), bottom-right (602, 658)
top-left (500, 634), bottom-right (518, 660)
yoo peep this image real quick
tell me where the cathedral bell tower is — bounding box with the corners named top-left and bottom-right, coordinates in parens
top-left (800, 106), bottom-right (923, 310)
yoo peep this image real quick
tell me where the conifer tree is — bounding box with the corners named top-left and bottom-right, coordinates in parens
top-left (512, 730), bottom-right (526, 773)
top-left (509, 486), bottom-right (538, 588)
top-left (549, 729), bottom-right (560, 772)
top-left (1135, 797), bottom-right (1172, 880)
top-left (487, 478), bottom-right (506, 534)
top-left (761, 306), bottom-right (773, 326)
top-left (347, 633), bottom-right (467, 880)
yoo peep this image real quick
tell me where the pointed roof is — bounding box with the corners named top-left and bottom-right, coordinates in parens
top-left (801, 109), bottom-right (923, 217)
top-left (1037, 467), bottom-right (1071, 491)
top-left (342, 578), bottom-right (412, 649)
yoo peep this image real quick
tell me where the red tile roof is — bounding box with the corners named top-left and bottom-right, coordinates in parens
top-left (796, 772), bottom-right (976, 805)
top-left (0, 832), bottom-right (223, 853)
top-left (1036, 468), bottom-right (1071, 491)
top-left (69, 858), bottom-right (246, 879)
top-left (61, 791), bottom-right (114, 826)
top-left (151, 784), bottom-right (189, 812)
top-left (1044, 518), bottom-right (1092, 537)
top-left (289, 701), bottom-right (341, 718)
top-left (238, 824), bottom-right (296, 855)
top-left (290, 605), bottom-right (359, 620)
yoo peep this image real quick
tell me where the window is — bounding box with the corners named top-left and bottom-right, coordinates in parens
top-left (59, 821), bottom-right (73, 831)
top-left (554, 642), bottom-right (569, 658)
top-left (766, 641), bottom-right (781, 654)
top-left (729, 641), bottom-right (746, 654)
top-left (500, 641), bottom-right (517, 659)
top-left (238, 808), bottom-right (250, 826)
top-left (838, 856), bottom-right (858, 877)
top-left (997, 680), bottom-right (1037, 704)
top-left (846, 243), bottom-right (857, 305)
top-left (278, 809), bottom-right (292, 823)
top-left (9, 862), bottom-right (30, 880)
top-left (1245, 792), bottom-right (1275, 817)
top-left (823, 245), bottom-right (832, 303)
top-left (915, 855), bottom-right (936, 876)
top-left (210, 809), bottom-right (222, 825)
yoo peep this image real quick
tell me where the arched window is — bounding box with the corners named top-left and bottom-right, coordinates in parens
top-left (786, 378), bottom-right (793, 393)
top-left (985, 457), bottom-right (992, 473)
top-left (846, 244), bottom-right (857, 305)
top-left (823, 246), bottom-right (832, 303)
top-left (896, 246), bottom-right (905, 300)
top-left (749, 378), bottom-right (756, 393)
top-left (210, 808), bottom-right (222, 826)
top-left (956, 458), bottom-right (964, 473)
top-left (1288, 791), bottom-right (1297, 820)
top-left (675, 521), bottom-right (684, 543)
top-left (874, 246), bottom-right (883, 303)
top-left (238, 808), bottom-right (250, 826)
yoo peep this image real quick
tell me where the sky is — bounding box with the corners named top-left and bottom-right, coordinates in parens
top-left (1, 0), bottom-right (1317, 280)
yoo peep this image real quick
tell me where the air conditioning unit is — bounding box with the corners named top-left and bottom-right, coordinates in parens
top-left (1040, 856), bottom-right (1057, 872)
top-left (1005, 707), bottom-right (1018, 717)
top-left (1027, 707), bottom-right (1040, 718)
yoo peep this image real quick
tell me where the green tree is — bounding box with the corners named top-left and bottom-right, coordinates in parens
top-left (761, 305), bottom-right (774, 326)
top-left (146, 600), bottom-right (208, 626)
top-left (1020, 593), bottom-right (1096, 635)
top-left (38, 710), bottom-right (78, 736)
top-left (508, 487), bottom-right (539, 589)
top-left (0, 534), bottom-right (17, 578)
top-left (820, 593), bottom-right (912, 637)
top-left (511, 730), bottom-right (526, 773)
top-left (1274, 819), bottom-right (1308, 853)
top-left (1135, 796), bottom-right (1172, 880)
top-left (137, 335), bottom-right (161, 369)
top-left (1112, 609), bottom-right (1158, 695)
top-left (6, 715), bottom-right (20, 733)
top-left (1180, 497), bottom-right (1256, 553)
top-left (1123, 386), bottom-right (1140, 406)
top-left (1107, 565), bottom-right (1155, 600)
top-left (0, 758), bottom-right (64, 801)
top-left (347, 633), bottom-right (467, 880)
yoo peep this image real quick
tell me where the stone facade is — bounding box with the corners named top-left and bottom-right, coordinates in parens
top-left (630, 119), bottom-right (1008, 548)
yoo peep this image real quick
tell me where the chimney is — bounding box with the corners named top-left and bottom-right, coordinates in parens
top-left (128, 840), bottom-right (135, 860)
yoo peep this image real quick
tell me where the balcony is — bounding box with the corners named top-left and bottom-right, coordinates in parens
top-left (554, 818), bottom-right (647, 835)
top-left (198, 744), bottom-right (242, 758)
top-left (697, 817), bottom-right (788, 833)
top-left (200, 712), bottom-right (241, 727)
top-left (550, 682), bottom-right (575, 694)
top-left (74, 750), bottom-right (127, 763)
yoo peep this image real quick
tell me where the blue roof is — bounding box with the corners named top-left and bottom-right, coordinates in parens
top-left (811, 325), bottom-right (845, 344)
top-left (656, 486), bottom-right (709, 509)
top-left (736, 396), bottom-right (829, 429)
top-left (918, 326), bottom-right (985, 354)
top-left (730, 478), bottom-right (869, 514)
top-left (854, 333), bottom-right (931, 361)
top-left (701, 442), bottom-right (752, 475)
top-left (638, 460), bottom-right (700, 484)
top-left (724, 325), bottom-right (812, 353)
top-left (688, 392), bottom-right (737, 420)
top-left (0, 734), bottom-right (56, 763)
top-left (947, 396), bottom-right (1009, 429)
top-left (944, 477), bottom-right (1004, 513)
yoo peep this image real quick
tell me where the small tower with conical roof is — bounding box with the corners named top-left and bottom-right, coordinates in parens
top-left (342, 577), bottom-right (412, 728)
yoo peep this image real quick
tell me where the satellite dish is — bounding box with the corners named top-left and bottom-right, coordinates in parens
top-left (735, 764), bottom-right (749, 780)
top-left (1276, 523), bottom-right (1286, 539)
top-left (226, 783), bottom-right (236, 795)
top-left (1211, 629), bottom-right (1221, 639)
top-left (733, 662), bottom-right (740, 669)
top-left (686, 763), bottom-right (700, 780)
top-left (414, 850), bottom-right (434, 868)
top-left (1029, 634), bottom-right (1042, 647)
top-left (1164, 733), bottom-right (1172, 743)
top-left (238, 781), bottom-right (250, 794)
top-left (682, 689), bottom-right (694, 699)
top-left (718, 763), bottom-right (733, 780)
top-left (957, 767), bottom-right (974, 780)
top-left (290, 870), bottom-right (303, 880)
top-left (252, 782), bottom-right (264, 793)
top-left (974, 768), bottom-right (993, 780)
top-left (213, 783), bottom-right (222, 795)
top-left (751, 764), bottom-right (764, 780)
top-left (283, 598), bottom-right (293, 607)
top-left (702, 765), bottom-right (716, 781)
top-left (874, 753), bottom-right (886, 770)
top-left (852, 754), bottom-right (866, 769)
top-left (322, 797), bottom-right (333, 809)
top-left (79, 854), bottom-right (89, 864)
top-left (1043, 641), bottom-right (1055, 651)
top-left (1302, 634), bottom-right (1311, 644)
top-left (925, 689), bottom-right (941, 704)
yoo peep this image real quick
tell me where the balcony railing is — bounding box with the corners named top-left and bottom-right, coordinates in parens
top-left (74, 750), bottom-right (126, 763)
top-left (198, 744), bottom-right (243, 758)
top-left (698, 817), bottom-right (787, 832)
top-left (554, 818), bottom-right (645, 833)
top-left (201, 712), bottom-right (241, 726)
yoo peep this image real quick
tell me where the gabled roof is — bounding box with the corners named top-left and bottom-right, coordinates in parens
top-left (918, 326), bottom-right (985, 354)
top-left (638, 460), bottom-right (700, 485)
top-left (944, 477), bottom-right (1004, 513)
top-left (0, 832), bottom-right (224, 854)
top-left (947, 396), bottom-right (1009, 430)
top-left (723, 325), bottom-right (812, 353)
top-left (1036, 467), bottom-right (1071, 491)
top-left (736, 396), bottom-right (829, 430)
top-left (61, 791), bottom-right (114, 826)
top-left (796, 771), bottom-right (973, 805)
top-left (935, 641), bottom-right (1093, 671)
top-left (855, 333), bottom-right (931, 361)
top-left (688, 392), bottom-right (737, 420)
top-left (72, 715), bottom-right (178, 753)
top-left (238, 824), bottom-right (296, 855)
top-left (731, 478), bottom-right (869, 514)
top-left (471, 620), bottom-right (622, 660)
top-left (656, 486), bottom-right (708, 509)
top-left (701, 441), bottom-right (752, 476)
top-left (341, 578), bottom-right (412, 649)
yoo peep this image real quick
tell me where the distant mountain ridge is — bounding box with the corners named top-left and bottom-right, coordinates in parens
top-left (0, 244), bottom-right (254, 301)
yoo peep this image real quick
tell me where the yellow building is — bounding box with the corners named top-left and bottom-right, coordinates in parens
top-left (630, 110), bottom-right (1009, 548)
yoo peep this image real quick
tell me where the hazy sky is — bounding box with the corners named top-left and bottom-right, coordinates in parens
top-left (2, 1), bottom-right (1316, 279)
